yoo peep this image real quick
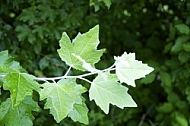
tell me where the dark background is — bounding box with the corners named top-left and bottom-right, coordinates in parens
top-left (0, 0), bottom-right (190, 125)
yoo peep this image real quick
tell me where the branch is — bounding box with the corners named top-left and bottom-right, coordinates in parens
top-left (35, 63), bottom-right (116, 83)
top-left (78, 77), bottom-right (92, 84)
top-left (64, 65), bottom-right (72, 76)
top-left (0, 75), bottom-right (5, 78)
top-left (0, 63), bottom-right (116, 84)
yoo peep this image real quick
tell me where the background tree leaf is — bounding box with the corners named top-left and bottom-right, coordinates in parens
top-left (175, 24), bottom-right (190, 34)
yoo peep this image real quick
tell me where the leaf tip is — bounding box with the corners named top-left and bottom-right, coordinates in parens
top-left (94, 24), bottom-right (99, 29)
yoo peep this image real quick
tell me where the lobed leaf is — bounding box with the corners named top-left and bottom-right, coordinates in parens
top-left (57, 25), bottom-right (105, 71)
top-left (89, 72), bottom-right (137, 114)
top-left (68, 99), bottom-right (89, 124)
top-left (3, 73), bottom-right (40, 107)
top-left (0, 97), bottom-right (39, 126)
top-left (39, 78), bottom-right (87, 123)
top-left (18, 7), bottom-right (37, 25)
top-left (0, 50), bottom-right (25, 74)
top-left (114, 52), bottom-right (154, 87)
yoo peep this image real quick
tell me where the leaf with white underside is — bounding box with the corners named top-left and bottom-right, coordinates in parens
top-left (72, 53), bottom-right (99, 72)
top-left (39, 78), bottom-right (87, 123)
top-left (114, 52), bottom-right (154, 87)
top-left (3, 73), bottom-right (40, 107)
top-left (68, 98), bottom-right (89, 125)
top-left (57, 25), bottom-right (105, 71)
top-left (89, 72), bottom-right (137, 114)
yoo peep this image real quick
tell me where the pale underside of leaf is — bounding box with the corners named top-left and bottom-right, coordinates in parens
top-left (39, 78), bottom-right (86, 123)
top-left (72, 53), bottom-right (99, 72)
top-left (114, 52), bottom-right (154, 87)
top-left (89, 72), bottom-right (137, 114)
top-left (68, 100), bottom-right (89, 125)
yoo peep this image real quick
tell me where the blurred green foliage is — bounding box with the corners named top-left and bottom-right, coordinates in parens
top-left (1, 0), bottom-right (190, 125)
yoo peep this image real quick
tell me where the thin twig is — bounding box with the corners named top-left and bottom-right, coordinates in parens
top-left (36, 63), bottom-right (115, 81)
top-left (64, 65), bottom-right (72, 76)
top-left (78, 77), bottom-right (93, 84)
top-left (0, 75), bottom-right (5, 78)
top-left (35, 71), bottom-right (97, 81)
top-left (138, 105), bottom-right (154, 126)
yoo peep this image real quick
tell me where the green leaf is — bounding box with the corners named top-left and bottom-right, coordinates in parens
top-left (15, 25), bottom-right (35, 43)
top-left (90, 0), bottom-right (112, 11)
top-left (0, 65), bottom-right (19, 74)
top-left (160, 72), bottom-right (171, 88)
top-left (139, 72), bottom-right (156, 84)
top-left (3, 73), bottom-right (40, 107)
top-left (0, 83), bottom-right (1, 94)
top-left (0, 50), bottom-right (9, 65)
top-left (39, 56), bottom-right (50, 70)
top-left (174, 112), bottom-right (188, 126)
top-left (114, 52), bottom-right (154, 87)
top-left (37, 4), bottom-right (56, 22)
top-left (171, 35), bottom-right (189, 53)
top-left (99, 0), bottom-right (112, 8)
top-left (57, 25), bottom-right (105, 71)
top-left (89, 72), bottom-right (137, 114)
top-left (18, 7), bottom-right (37, 25)
top-left (169, 25), bottom-right (176, 39)
top-left (68, 99), bottom-right (89, 125)
top-left (39, 78), bottom-right (86, 123)
top-left (178, 51), bottom-right (189, 63)
top-left (0, 97), bottom-right (40, 126)
top-left (167, 92), bottom-right (180, 103)
top-left (0, 50), bottom-right (25, 74)
top-left (175, 24), bottom-right (190, 34)
top-left (90, 1), bottom-right (100, 12)
top-left (183, 43), bottom-right (190, 52)
top-left (157, 103), bottom-right (173, 113)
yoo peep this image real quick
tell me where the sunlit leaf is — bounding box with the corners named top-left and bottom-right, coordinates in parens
top-left (72, 53), bottom-right (99, 72)
top-left (89, 72), bottom-right (137, 114)
top-left (57, 25), bottom-right (105, 71)
top-left (68, 99), bottom-right (89, 124)
top-left (39, 78), bottom-right (86, 123)
top-left (114, 52), bottom-right (154, 87)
